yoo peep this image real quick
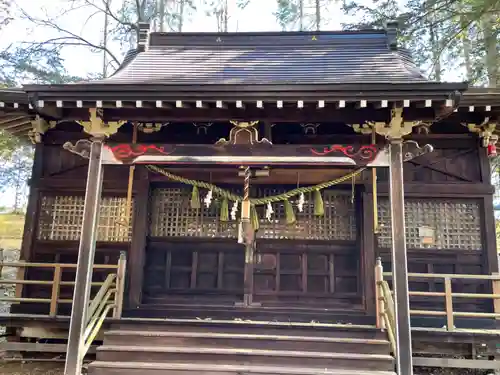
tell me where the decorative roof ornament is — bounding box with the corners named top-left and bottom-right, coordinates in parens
top-left (463, 117), bottom-right (498, 157)
top-left (28, 115), bottom-right (53, 144)
top-left (193, 122), bottom-right (213, 135)
top-left (301, 123), bottom-right (320, 135)
top-left (138, 122), bottom-right (168, 134)
top-left (216, 120), bottom-right (271, 146)
top-left (63, 139), bottom-right (92, 159)
top-left (371, 108), bottom-right (418, 140)
top-left (77, 108), bottom-right (125, 138)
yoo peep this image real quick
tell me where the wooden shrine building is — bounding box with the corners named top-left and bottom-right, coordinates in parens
top-left (0, 23), bottom-right (500, 375)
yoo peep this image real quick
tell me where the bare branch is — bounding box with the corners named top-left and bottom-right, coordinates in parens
top-left (17, 6), bottom-right (121, 66)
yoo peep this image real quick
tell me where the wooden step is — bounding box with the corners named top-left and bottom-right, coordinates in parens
top-left (103, 330), bottom-right (390, 354)
top-left (89, 361), bottom-right (396, 375)
top-left (96, 345), bottom-right (395, 371)
top-left (113, 320), bottom-right (385, 340)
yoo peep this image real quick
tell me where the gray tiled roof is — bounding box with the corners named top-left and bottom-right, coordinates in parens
top-left (96, 31), bottom-right (429, 85)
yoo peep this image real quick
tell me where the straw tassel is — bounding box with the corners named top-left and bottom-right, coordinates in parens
top-left (190, 186), bottom-right (201, 209)
top-left (251, 205), bottom-right (260, 231)
top-left (220, 197), bottom-right (229, 222)
top-left (284, 199), bottom-right (296, 225)
top-left (314, 190), bottom-right (324, 216)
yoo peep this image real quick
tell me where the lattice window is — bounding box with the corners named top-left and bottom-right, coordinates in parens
top-left (150, 188), bottom-right (237, 238)
top-left (150, 188), bottom-right (356, 241)
top-left (38, 195), bottom-right (133, 242)
top-left (377, 199), bottom-right (482, 250)
top-left (255, 189), bottom-right (356, 240)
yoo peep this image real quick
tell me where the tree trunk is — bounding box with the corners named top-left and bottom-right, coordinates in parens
top-left (315, 0), bottom-right (320, 31)
top-left (223, 0), bottom-right (229, 32)
top-left (427, 2), bottom-right (441, 81)
top-left (178, 0), bottom-right (185, 32)
top-left (102, 9), bottom-right (109, 77)
top-left (482, 14), bottom-right (499, 87)
top-left (159, 0), bottom-right (165, 32)
top-left (299, 0), bottom-right (304, 31)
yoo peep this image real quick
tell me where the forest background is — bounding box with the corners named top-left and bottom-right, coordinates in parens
top-left (0, 0), bottom-right (498, 213)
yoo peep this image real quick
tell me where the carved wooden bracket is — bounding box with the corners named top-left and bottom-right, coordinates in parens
top-left (63, 139), bottom-right (92, 159)
top-left (464, 117), bottom-right (497, 147)
top-left (352, 108), bottom-right (419, 139)
top-left (138, 122), bottom-right (168, 134)
top-left (216, 120), bottom-right (271, 146)
top-left (77, 108), bottom-right (125, 137)
top-left (28, 115), bottom-right (55, 144)
top-left (372, 108), bottom-right (418, 139)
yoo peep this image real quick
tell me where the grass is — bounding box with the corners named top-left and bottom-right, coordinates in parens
top-left (0, 213), bottom-right (24, 250)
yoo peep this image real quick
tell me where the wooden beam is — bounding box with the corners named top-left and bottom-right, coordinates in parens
top-left (61, 107), bottom-right (438, 123)
top-left (413, 357), bottom-right (500, 370)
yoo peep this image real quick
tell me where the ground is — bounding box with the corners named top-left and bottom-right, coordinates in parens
top-left (0, 362), bottom-right (64, 375)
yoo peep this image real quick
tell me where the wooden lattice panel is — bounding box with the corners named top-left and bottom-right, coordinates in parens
top-left (150, 188), bottom-right (356, 241)
top-left (38, 195), bottom-right (133, 242)
top-left (255, 189), bottom-right (356, 241)
top-left (149, 188), bottom-right (237, 238)
top-left (377, 198), bottom-right (482, 250)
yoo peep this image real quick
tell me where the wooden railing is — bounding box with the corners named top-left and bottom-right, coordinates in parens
top-left (375, 258), bottom-right (500, 336)
top-left (374, 259), bottom-right (396, 354)
top-left (0, 252), bottom-right (127, 319)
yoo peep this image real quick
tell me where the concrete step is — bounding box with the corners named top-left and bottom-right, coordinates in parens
top-left (88, 361), bottom-right (397, 375)
top-left (103, 330), bottom-right (390, 354)
top-left (96, 345), bottom-right (395, 371)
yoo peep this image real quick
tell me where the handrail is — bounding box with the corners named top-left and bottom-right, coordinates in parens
top-left (81, 252), bottom-right (126, 358)
top-left (0, 252), bottom-right (127, 319)
top-left (376, 258), bottom-right (500, 335)
top-left (375, 259), bottom-right (396, 356)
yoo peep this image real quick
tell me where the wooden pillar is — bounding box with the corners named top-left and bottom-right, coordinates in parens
top-left (388, 138), bottom-right (413, 375)
top-left (65, 139), bottom-right (104, 375)
top-left (128, 166), bottom-right (150, 308)
top-left (361, 191), bottom-right (376, 316)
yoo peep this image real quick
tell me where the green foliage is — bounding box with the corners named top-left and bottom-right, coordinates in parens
top-left (0, 145), bottom-right (33, 212)
top-left (341, 0), bottom-right (500, 86)
top-left (274, 0), bottom-right (334, 31)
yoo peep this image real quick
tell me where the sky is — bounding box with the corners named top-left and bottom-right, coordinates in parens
top-left (3, 0), bottom-right (345, 78)
top-left (0, 0), bottom-right (465, 207)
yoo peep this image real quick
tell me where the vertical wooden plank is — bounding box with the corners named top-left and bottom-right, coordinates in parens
top-left (375, 258), bottom-right (383, 329)
top-left (481, 196), bottom-right (499, 275)
top-left (328, 254), bottom-right (335, 293)
top-left (164, 251), bottom-right (172, 289)
top-left (444, 277), bottom-right (454, 331)
top-left (427, 264), bottom-right (435, 292)
top-left (217, 252), bottom-right (224, 289)
top-left (0, 249), bottom-right (3, 278)
top-left (301, 253), bottom-right (307, 293)
top-left (50, 265), bottom-right (62, 317)
top-left (128, 166), bottom-right (150, 308)
top-left (113, 252), bottom-right (127, 319)
top-left (190, 252), bottom-right (198, 288)
top-left (478, 144), bottom-right (491, 184)
top-left (14, 267), bottom-right (25, 301)
top-left (20, 144), bottom-right (44, 262)
top-left (492, 274), bottom-right (500, 318)
top-left (275, 253), bottom-right (281, 292)
top-left (362, 191), bottom-right (377, 315)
